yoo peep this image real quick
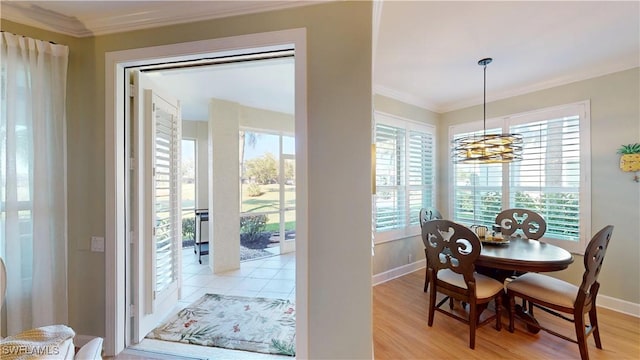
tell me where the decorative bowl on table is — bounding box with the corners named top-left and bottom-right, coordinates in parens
top-left (481, 234), bottom-right (510, 245)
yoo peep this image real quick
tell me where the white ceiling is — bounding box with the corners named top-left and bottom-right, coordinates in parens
top-left (2, 0), bottom-right (639, 117)
top-left (374, 1), bottom-right (640, 112)
top-left (144, 57), bottom-right (295, 120)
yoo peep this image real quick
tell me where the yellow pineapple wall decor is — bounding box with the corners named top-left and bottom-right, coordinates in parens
top-left (618, 143), bottom-right (640, 182)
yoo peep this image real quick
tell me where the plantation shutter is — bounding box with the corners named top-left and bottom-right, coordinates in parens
top-left (375, 123), bottom-right (406, 231)
top-left (408, 129), bottom-right (435, 226)
top-left (452, 127), bottom-right (504, 226)
top-left (374, 113), bottom-right (436, 242)
top-left (509, 114), bottom-right (581, 241)
top-left (450, 101), bottom-right (589, 252)
top-left (153, 98), bottom-right (180, 295)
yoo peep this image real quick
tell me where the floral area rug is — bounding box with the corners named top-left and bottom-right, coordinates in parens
top-left (146, 293), bottom-right (296, 356)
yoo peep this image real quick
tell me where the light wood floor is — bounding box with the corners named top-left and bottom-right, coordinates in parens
top-left (373, 270), bottom-right (640, 360)
top-left (110, 269), bottom-right (639, 359)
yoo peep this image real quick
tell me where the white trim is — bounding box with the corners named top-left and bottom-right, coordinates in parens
top-left (374, 111), bottom-right (437, 244)
top-left (374, 85), bottom-right (439, 113)
top-left (439, 63), bottom-right (638, 113)
top-left (597, 294), bottom-right (640, 318)
top-left (374, 111), bottom-right (436, 131)
top-left (105, 29), bottom-right (308, 357)
top-left (375, 63), bottom-right (638, 115)
top-left (1, 1), bottom-right (324, 38)
top-left (372, 259), bottom-right (426, 286)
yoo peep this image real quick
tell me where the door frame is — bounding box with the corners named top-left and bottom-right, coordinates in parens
top-left (105, 29), bottom-right (308, 357)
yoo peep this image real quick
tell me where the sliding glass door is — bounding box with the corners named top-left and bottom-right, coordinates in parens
top-left (240, 131), bottom-right (295, 255)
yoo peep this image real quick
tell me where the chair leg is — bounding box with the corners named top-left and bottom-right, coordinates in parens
top-left (589, 307), bottom-right (602, 349)
top-left (424, 250), bottom-right (429, 293)
top-left (495, 295), bottom-right (502, 331)
top-left (469, 301), bottom-right (477, 349)
top-left (508, 294), bottom-right (516, 333)
top-left (574, 313), bottom-right (590, 360)
top-left (428, 285), bottom-right (436, 327)
top-left (424, 267), bottom-right (429, 292)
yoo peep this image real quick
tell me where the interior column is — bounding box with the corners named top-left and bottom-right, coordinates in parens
top-left (208, 99), bottom-right (241, 273)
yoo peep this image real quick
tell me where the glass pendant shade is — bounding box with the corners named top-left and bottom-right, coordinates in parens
top-left (452, 58), bottom-right (523, 164)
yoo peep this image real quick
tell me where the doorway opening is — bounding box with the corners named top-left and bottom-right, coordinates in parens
top-left (129, 53), bottom-right (295, 358)
top-left (105, 30), bottom-right (308, 358)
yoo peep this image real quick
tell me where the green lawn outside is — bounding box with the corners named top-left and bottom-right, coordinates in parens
top-left (181, 182), bottom-right (296, 227)
top-left (241, 183), bottom-right (295, 226)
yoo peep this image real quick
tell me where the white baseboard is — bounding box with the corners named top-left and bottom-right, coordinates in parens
top-left (371, 261), bottom-right (640, 318)
top-left (372, 259), bottom-right (425, 286)
top-left (597, 294), bottom-right (640, 318)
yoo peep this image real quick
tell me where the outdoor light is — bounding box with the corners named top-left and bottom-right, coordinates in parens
top-left (452, 58), bottom-right (523, 163)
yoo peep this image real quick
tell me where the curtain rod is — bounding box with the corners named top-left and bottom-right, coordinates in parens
top-left (1, 30), bottom-right (60, 45)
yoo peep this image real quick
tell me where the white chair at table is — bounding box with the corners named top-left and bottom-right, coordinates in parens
top-left (0, 257), bottom-right (103, 359)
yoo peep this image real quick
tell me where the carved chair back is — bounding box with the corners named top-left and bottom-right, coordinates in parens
top-left (419, 207), bottom-right (443, 229)
top-left (422, 220), bottom-right (480, 285)
top-left (576, 225), bottom-right (614, 308)
top-left (495, 208), bottom-right (547, 239)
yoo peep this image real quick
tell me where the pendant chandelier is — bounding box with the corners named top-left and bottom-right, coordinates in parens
top-left (452, 58), bottom-right (523, 163)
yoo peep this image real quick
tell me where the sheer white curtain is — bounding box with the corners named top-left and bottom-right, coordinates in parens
top-left (0, 32), bottom-right (69, 335)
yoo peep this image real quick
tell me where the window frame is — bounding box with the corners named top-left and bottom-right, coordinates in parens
top-left (449, 101), bottom-right (591, 254)
top-left (374, 111), bottom-right (436, 244)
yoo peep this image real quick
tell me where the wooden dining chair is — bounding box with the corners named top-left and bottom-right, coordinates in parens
top-left (495, 208), bottom-right (547, 240)
top-left (420, 207), bottom-right (443, 292)
top-left (506, 225), bottom-right (614, 360)
top-left (419, 207), bottom-right (443, 228)
top-left (494, 208), bottom-right (548, 312)
top-left (422, 220), bottom-right (503, 349)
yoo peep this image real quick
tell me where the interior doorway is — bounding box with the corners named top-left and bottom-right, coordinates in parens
top-left (104, 30), bottom-right (308, 357)
top-left (127, 53), bottom-right (296, 354)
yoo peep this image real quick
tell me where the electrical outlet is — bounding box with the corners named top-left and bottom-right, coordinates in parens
top-left (408, 253), bottom-right (413, 263)
top-left (91, 236), bottom-right (105, 252)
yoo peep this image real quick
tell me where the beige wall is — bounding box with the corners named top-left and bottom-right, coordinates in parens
top-left (440, 68), bottom-right (640, 304)
top-left (2, 1), bottom-right (374, 358)
top-left (1, 19), bottom-right (106, 337)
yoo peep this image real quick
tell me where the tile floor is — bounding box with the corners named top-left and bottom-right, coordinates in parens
top-left (178, 247), bottom-right (296, 310)
top-left (127, 247), bottom-right (296, 359)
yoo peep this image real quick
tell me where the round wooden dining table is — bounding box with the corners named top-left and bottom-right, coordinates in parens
top-left (476, 236), bottom-right (574, 273)
top-left (475, 236), bottom-right (574, 333)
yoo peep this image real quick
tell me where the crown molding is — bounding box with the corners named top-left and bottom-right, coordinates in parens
top-left (376, 59), bottom-right (639, 115)
top-left (439, 59), bottom-right (640, 113)
top-left (1, 1), bottom-right (326, 38)
top-left (374, 84), bottom-right (440, 113)
top-left (1, 1), bottom-right (90, 36)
